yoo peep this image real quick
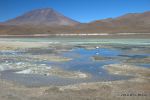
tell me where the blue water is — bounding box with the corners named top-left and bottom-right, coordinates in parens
top-left (0, 38), bottom-right (150, 86)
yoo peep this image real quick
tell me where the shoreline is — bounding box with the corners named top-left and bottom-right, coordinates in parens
top-left (0, 33), bottom-right (150, 38)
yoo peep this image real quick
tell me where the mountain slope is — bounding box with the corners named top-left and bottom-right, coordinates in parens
top-left (5, 8), bottom-right (79, 26)
top-left (77, 11), bottom-right (150, 33)
top-left (0, 10), bottom-right (150, 35)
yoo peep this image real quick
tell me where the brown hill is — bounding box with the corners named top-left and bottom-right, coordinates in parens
top-left (77, 11), bottom-right (150, 33)
top-left (0, 9), bottom-right (150, 35)
top-left (4, 8), bottom-right (79, 26)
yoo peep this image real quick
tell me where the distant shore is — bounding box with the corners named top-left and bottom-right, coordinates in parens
top-left (0, 33), bottom-right (150, 38)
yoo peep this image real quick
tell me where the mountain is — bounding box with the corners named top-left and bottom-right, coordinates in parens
top-left (0, 9), bottom-right (150, 35)
top-left (77, 11), bottom-right (150, 33)
top-left (4, 8), bottom-right (79, 26)
top-left (90, 11), bottom-right (150, 27)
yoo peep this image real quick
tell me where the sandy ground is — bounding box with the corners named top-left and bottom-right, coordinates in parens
top-left (0, 64), bottom-right (150, 100)
top-left (103, 64), bottom-right (150, 78)
top-left (0, 41), bottom-right (50, 50)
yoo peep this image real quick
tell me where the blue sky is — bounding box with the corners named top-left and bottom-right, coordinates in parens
top-left (0, 0), bottom-right (150, 22)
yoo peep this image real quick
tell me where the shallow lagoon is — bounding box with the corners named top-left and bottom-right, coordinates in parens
top-left (0, 38), bottom-right (150, 87)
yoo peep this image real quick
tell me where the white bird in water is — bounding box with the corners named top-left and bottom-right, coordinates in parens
top-left (96, 46), bottom-right (99, 49)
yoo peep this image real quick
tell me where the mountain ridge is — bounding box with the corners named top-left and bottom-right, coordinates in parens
top-left (0, 8), bottom-right (150, 35)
